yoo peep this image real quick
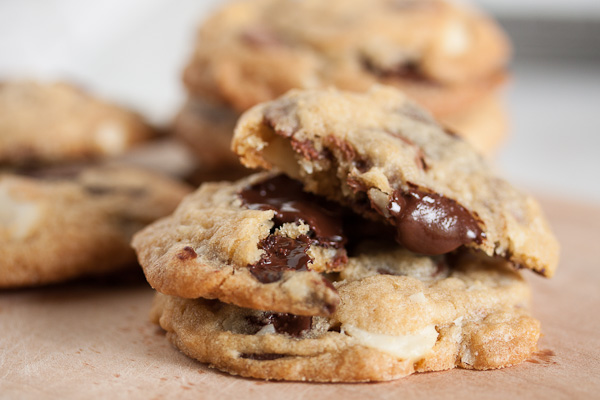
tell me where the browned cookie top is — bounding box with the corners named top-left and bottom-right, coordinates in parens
top-left (233, 87), bottom-right (559, 277)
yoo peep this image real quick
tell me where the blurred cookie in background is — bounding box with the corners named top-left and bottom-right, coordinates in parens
top-left (0, 164), bottom-right (192, 288)
top-left (175, 0), bottom-right (511, 171)
top-left (0, 80), bottom-right (156, 165)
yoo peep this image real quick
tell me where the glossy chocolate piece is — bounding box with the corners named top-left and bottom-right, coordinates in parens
top-left (387, 188), bottom-right (484, 255)
top-left (239, 175), bottom-right (345, 247)
top-left (248, 235), bottom-right (311, 283)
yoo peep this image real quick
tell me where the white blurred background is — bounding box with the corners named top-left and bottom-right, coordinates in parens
top-left (1, 0), bottom-right (599, 203)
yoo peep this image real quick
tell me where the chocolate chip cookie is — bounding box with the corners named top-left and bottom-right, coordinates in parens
top-left (140, 86), bottom-right (557, 382)
top-left (151, 250), bottom-right (540, 381)
top-left (184, 0), bottom-right (509, 116)
top-left (176, 0), bottom-right (510, 165)
top-left (0, 81), bottom-right (154, 165)
top-left (0, 165), bottom-right (191, 287)
top-left (233, 87), bottom-right (559, 277)
top-left (132, 173), bottom-right (346, 316)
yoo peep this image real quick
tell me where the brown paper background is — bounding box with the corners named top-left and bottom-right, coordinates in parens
top-left (1, 196), bottom-right (599, 399)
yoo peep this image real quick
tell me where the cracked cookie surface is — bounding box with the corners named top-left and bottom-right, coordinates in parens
top-left (151, 250), bottom-right (540, 382)
top-left (0, 165), bottom-right (191, 287)
top-left (233, 87), bottom-right (559, 277)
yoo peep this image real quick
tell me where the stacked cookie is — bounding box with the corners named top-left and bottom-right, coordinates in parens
top-left (175, 0), bottom-right (510, 174)
top-left (133, 87), bottom-right (558, 382)
top-left (0, 81), bottom-right (192, 287)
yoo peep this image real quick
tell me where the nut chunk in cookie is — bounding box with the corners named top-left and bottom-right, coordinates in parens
top-left (132, 173), bottom-right (349, 317)
top-left (151, 251), bottom-right (540, 382)
top-left (233, 87), bottom-right (559, 277)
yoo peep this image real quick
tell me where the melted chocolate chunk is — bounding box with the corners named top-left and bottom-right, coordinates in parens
top-left (248, 235), bottom-right (311, 283)
top-left (246, 312), bottom-right (313, 337)
top-left (239, 175), bottom-right (345, 248)
top-left (387, 188), bottom-right (484, 255)
top-left (248, 235), bottom-right (312, 283)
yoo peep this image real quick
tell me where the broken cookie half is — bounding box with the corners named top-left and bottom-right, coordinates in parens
top-left (233, 86), bottom-right (559, 277)
top-left (132, 172), bottom-right (346, 316)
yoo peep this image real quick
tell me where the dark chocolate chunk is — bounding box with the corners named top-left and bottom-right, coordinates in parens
top-left (387, 187), bottom-right (484, 255)
top-left (240, 353), bottom-right (287, 361)
top-left (246, 312), bottom-right (313, 337)
top-left (248, 235), bottom-right (311, 283)
top-left (268, 313), bottom-right (313, 337)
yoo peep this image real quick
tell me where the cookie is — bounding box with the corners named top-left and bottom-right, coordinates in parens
top-left (132, 172), bottom-right (347, 316)
top-left (0, 81), bottom-right (155, 165)
top-left (151, 249), bottom-right (540, 382)
top-left (177, 0), bottom-right (510, 166)
top-left (183, 0), bottom-right (509, 117)
top-left (0, 165), bottom-right (192, 287)
top-left (233, 87), bottom-right (559, 277)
